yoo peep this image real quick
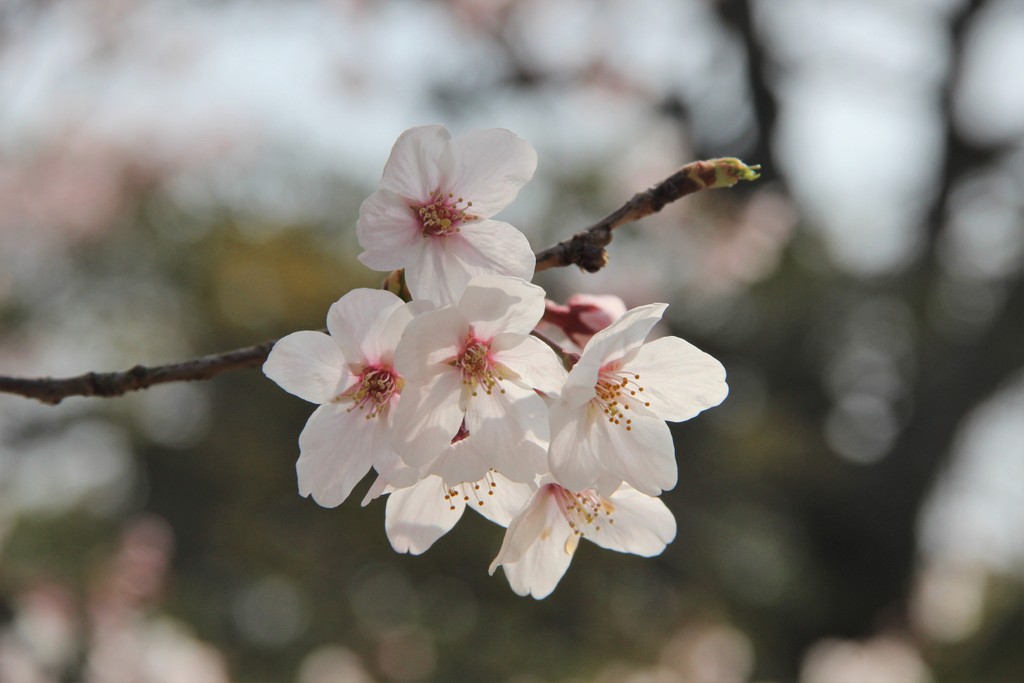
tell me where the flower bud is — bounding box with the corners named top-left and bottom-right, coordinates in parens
top-left (542, 294), bottom-right (628, 349)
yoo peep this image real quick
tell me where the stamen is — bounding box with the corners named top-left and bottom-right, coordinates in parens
top-left (552, 486), bottom-right (614, 538)
top-left (591, 368), bottom-right (649, 428)
top-left (340, 366), bottom-right (401, 419)
top-left (414, 190), bottom-right (477, 237)
top-left (440, 470), bottom-right (498, 511)
top-left (452, 336), bottom-right (505, 396)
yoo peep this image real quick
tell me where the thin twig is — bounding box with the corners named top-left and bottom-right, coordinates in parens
top-left (529, 330), bottom-right (580, 370)
top-left (0, 158), bottom-right (758, 405)
top-left (0, 340), bottom-right (277, 405)
top-left (534, 157), bottom-right (760, 273)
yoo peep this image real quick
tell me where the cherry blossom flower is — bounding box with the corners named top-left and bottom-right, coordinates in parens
top-left (392, 275), bottom-right (566, 484)
top-left (262, 289), bottom-right (421, 507)
top-left (489, 480), bottom-right (676, 599)
top-left (381, 467), bottom-right (535, 555)
top-left (548, 303), bottom-right (728, 496)
top-left (356, 125), bottom-right (538, 306)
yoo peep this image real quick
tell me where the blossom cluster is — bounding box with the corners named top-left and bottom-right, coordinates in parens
top-left (263, 126), bottom-right (728, 599)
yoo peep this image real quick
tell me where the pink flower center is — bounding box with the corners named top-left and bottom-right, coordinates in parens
top-left (453, 338), bottom-right (504, 397)
top-left (343, 365), bottom-right (402, 419)
top-left (551, 485), bottom-right (615, 535)
top-left (592, 368), bottom-right (650, 431)
top-left (414, 190), bottom-right (476, 237)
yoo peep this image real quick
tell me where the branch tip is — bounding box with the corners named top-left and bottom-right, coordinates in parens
top-left (688, 157), bottom-right (761, 189)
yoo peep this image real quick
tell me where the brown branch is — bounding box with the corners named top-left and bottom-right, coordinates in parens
top-left (0, 157), bottom-right (758, 405)
top-left (0, 340), bottom-right (277, 405)
top-left (533, 157), bottom-right (760, 273)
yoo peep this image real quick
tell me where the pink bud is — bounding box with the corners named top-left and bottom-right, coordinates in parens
top-left (542, 294), bottom-right (627, 348)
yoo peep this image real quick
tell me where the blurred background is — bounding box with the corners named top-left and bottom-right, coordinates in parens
top-left (0, 0), bottom-right (1021, 681)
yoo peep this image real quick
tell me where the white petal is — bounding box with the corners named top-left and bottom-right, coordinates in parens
top-left (428, 435), bottom-right (491, 484)
top-left (376, 301), bottom-right (423, 367)
top-left (385, 476), bottom-right (465, 555)
top-left (472, 473), bottom-right (536, 527)
top-left (404, 221), bottom-right (535, 307)
top-left (465, 383), bottom-right (549, 483)
top-left (580, 303), bottom-right (667, 369)
top-left (391, 373), bottom-right (465, 467)
top-left (453, 219), bottom-right (536, 285)
top-left (263, 331), bottom-right (349, 403)
top-left (439, 129), bottom-right (538, 218)
top-left (326, 289), bottom-right (406, 365)
top-left (626, 336), bottom-right (728, 422)
top-left (548, 398), bottom-right (603, 492)
top-left (457, 276), bottom-right (546, 339)
top-left (593, 404), bottom-right (677, 496)
top-left (356, 190), bottom-right (423, 271)
top-left (593, 471), bottom-right (626, 498)
top-left (491, 333), bottom-right (567, 396)
top-left (360, 474), bottom-right (390, 507)
top-left (373, 442), bottom-right (423, 490)
top-left (499, 531), bottom-right (576, 600)
top-left (559, 355), bottom-right (602, 409)
top-left (296, 402), bottom-right (383, 507)
top-left (393, 306), bottom-right (466, 382)
top-left (584, 486), bottom-right (677, 556)
top-left (490, 486), bottom-right (576, 599)
top-left (379, 125), bottom-right (449, 201)
top-left (405, 235), bottom-right (470, 307)
top-left (488, 486), bottom-right (559, 569)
